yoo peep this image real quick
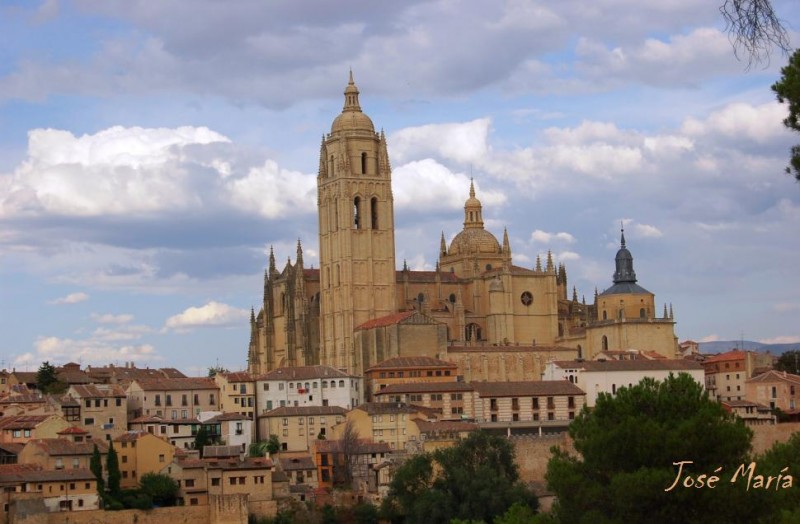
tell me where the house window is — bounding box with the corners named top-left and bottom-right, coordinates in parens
top-left (211, 478), bottom-right (220, 486)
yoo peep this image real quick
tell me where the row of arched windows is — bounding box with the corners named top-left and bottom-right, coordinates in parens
top-left (327, 153), bottom-right (378, 177)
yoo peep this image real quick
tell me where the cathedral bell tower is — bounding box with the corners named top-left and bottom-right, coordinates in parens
top-left (317, 72), bottom-right (397, 373)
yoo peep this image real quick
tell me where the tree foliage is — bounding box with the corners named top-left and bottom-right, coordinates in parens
top-left (106, 441), bottom-right (121, 499)
top-left (35, 361), bottom-right (65, 394)
top-left (90, 443), bottom-right (105, 502)
top-left (545, 373), bottom-right (767, 524)
top-left (773, 349), bottom-right (800, 374)
top-left (720, 0), bottom-right (790, 68)
top-left (382, 431), bottom-right (537, 524)
top-left (194, 426), bottom-right (211, 457)
top-left (773, 50), bottom-right (800, 182)
top-left (139, 472), bottom-right (179, 507)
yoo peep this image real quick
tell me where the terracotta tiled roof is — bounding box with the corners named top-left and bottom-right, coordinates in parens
top-left (131, 377), bottom-right (218, 391)
top-left (279, 456), bottom-right (316, 471)
top-left (0, 466), bottom-right (95, 483)
top-left (260, 406), bottom-right (348, 418)
top-left (0, 443), bottom-right (24, 454)
top-left (470, 380), bottom-right (584, 397)
top-left (551, 359), bottom-right (703, 372)
top-left (114, 431), bottom-right (150, 442)
top-left (218, 372), bottom-right (255, 383)
top-left (69, 384), bottom-right (126, 398)
top-left (303, 269), bottom-right (320, 280)
top-left (0, 415), bottom-right (54, 430)
top-left (203, 412), bottom-right (251, 423)
top-left (375, 382), bottom-right (474, 395)
top-left (257, 365), bottom-right (353, 381)
top-left (366, 356), bottom-right (457, 371)
top-left (203, 457), bottom-right (273, 470)
top-left (57, 426), bottom-right (89, 435)
top-left (746, 370), bottom-right (800, 385)
top-left (704, 350), bottom-right (748, 364)
top-left (0, 394), bottom-right (46, 405)
top-left (25, 438), bottom-right (106, 456)
top-left (355, 311), bottom-right (416, 330)
top-left (411, 419), bottom-right (479, 433)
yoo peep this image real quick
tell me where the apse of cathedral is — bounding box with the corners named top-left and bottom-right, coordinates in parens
top-left (247, 73), bottom-right (679, 381)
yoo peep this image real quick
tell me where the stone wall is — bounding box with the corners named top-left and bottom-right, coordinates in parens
top-left (751, 422), bottom-right (800, 455)
top-left (9, 494), bottom-right (249, 524)
top-left (512, 433), bottom-right (575, 484)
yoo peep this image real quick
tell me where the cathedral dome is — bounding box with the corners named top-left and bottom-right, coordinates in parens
top-left (331, 111), bottom-right (375, 134)
top-left (330, 71), bottom-right (375, 134)
top-left (448, 228), bottom-right (501, 256)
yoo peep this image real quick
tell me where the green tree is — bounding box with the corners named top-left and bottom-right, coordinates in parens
top-left (139, 472), bottom-right (179, 507)
top-left (383, 431), bottom-right (537, 524)
top-left (207, 365), bottom-right (229, 377)
top-left (774, 350), bottom-right (800, 374)
top-left (194, 426), bottom-right (211, 457)
top-left (90, 443), bottom-right (105, 503)
top-left (35, 361), bottom-right (65, 394)
top-left (546, 373), bottom-right (767, 524)
top-left (773, 49), bottom-right (800, 182)
top-left (756, 432), bottom-right (800, 515)
top-left (266, 433), bottom-right (281, 454)
top-left (106, 441), bottom-right (121, 500)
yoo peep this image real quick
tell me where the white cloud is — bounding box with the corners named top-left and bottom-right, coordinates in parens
top-left (90, 313), bottom-right (134, 324)
top-left (18, 336), bottom-right (161, 366)
top-left (531, 230), bottom-right (576, 244)
top-left (759, 336), bottom-right (800, 345)
top-left (48, 292), bottom-right (89, 305)
top-left (558, 251), bottom-right (581, 262)
top-left (634, 224), bottom-right (663, 238)
top-left (164, 301), bottom-right (250, 331)
top-left (393, 159), bottom-right (506, 212)
top-left (682, 102), bottom-right (789, 144)
top-left (390, 119), bottom-right (491, 165)
top-left (1, 126), bottom-right (230, 217)
top-left (698, 334), bottom-right (721, 343)
top-left (225, 160), bottom-right (316, 219)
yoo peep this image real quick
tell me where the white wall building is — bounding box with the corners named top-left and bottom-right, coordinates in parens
top-left (255, 365), bottom-right (362, 414)
top-left (543, 359), bottom-right (705, 407)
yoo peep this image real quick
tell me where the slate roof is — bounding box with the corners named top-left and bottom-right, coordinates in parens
top-left (599, 282), bottom-right (652, 295)
top-left (470, 380), bottom-right (584, 397)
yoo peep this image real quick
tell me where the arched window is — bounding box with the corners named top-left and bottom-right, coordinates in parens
top-left (640, 308), bottom-right (646, 319)
top-left (417, 293), bottom-right (424, 303)
top-left (602, 335), bottom-right (608, 351)
top-left (577, 344), bottom-right (583, 359)
top-left (371, 198), bottom-right (378, 229)
top-left (361, 152), bottom-right (367, 174)
top-left (353, 197), bottom-right (361, 229)
top-left (465, 323), bottom-right (482, 341)
top-left (280, 292), bottom-right (285, 315)
top-left (602, 310), bottom-right (607, 320)
top-left (449, 293), bottom-right (456, 303)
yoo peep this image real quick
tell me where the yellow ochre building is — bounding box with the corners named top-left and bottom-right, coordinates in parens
top-left (246, 73), bottom-right (678, 379)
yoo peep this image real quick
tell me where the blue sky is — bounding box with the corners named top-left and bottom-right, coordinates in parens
top-left (1, 0), bottom-right (799, 375)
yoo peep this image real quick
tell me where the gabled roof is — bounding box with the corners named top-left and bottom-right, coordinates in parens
top-left (257, 365), bottom-right (354, 381)
top-left (203, 412), bottom-right (251, 423)
top-left (746, 370), bottom-right (800, 385)
top-left (0, 415), bottom-right (57, 430)
top-left (278, 456), bottom-right (316, 471)
top-left (366, 356), bottom-right (457, 372)
top-left (0, 466), bottom-right (96, 483)
top-left (471, 380), bottom-right (584, 397)
top-left (355, 311), bottom-right (416, 330)
top-left (24, 438), bottom-right (106, 456)
top-left (69, 384), bottom-right (126, 398)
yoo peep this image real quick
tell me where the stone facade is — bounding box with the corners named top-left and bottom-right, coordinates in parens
top-left (247, 74), bottom-right (680, 377)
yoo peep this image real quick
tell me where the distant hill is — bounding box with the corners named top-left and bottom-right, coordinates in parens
top-left (698, 340), bottom-right (799, 355)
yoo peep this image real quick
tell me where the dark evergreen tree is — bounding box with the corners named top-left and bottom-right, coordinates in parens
top-left (89, 443), bottom-right (105, 504)
top-left (773, 50), bottom-right (800, 182)
top-left (106, 441), bottom-right (121, 500)
top-left (139, 472), bottom-right (179, 507)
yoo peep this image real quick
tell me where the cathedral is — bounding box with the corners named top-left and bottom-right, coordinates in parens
top-left (246, 73), bottom-right (679, 379)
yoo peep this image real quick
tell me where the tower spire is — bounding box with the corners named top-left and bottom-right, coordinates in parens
top-left (343, 70), bottom-right (361, 112)
top-left (440, 232), bottom-right (447, 257)
top-left (620, 222), bottom-right (627, 249)
top-left (296, 239), bottom-right (304, 267)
